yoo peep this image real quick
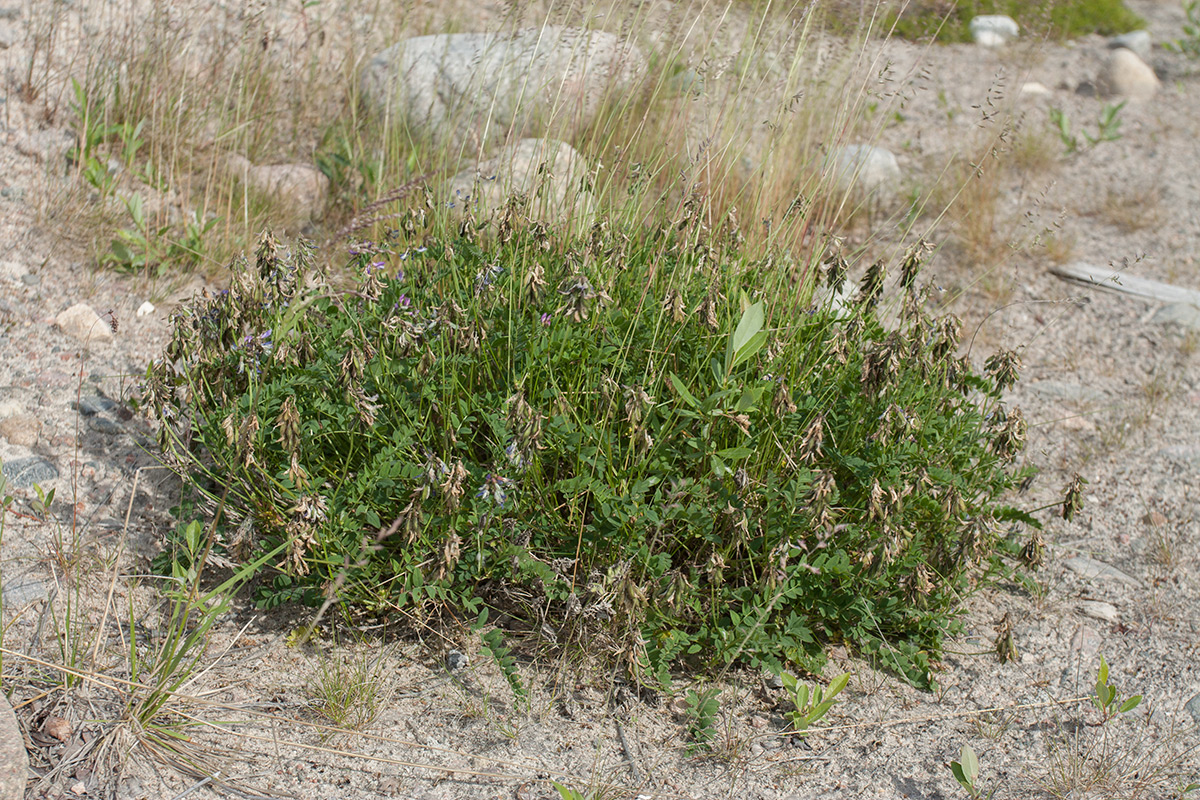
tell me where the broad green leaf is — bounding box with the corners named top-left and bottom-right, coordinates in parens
top-left (827, 672), bottom-right (851, 697)
top-left (960, 744), bottom-right (979, 781)
top-left (729, 330), bottom-right (768, 373)
top-left (1118, 695), bottom-right (1142, 714)
top-left (732, 301), bottom-right (765, 354)
top-left (711, 455), bottom-right (728, 476)
top-left (669, 372), bottom-right (701, 409)
top-left (716, 446), bottom-right (753, 461)
top-left (735, 386), bottom-right (765, 413)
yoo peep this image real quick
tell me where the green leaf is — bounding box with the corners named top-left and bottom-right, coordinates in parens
top-left (1118, 695), bottom-right (1142, 714)
top-left (959, 744), bottom-right (979, 782)
top-left (728, 330), bottom-right (768, 373)
top-left (669, 373), bottom-right (701, 409)
top-left (715, 446), bottom-right (753, 461)
top-left (710, 454), bottom-right (728, 476)
top-left (732, 300), bottom-right (765, 355)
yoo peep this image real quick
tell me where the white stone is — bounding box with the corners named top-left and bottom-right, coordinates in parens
top-left (1019, 81), bottom-right (1051, 97)
top-left (361, 26), bottom-right (645, 145)
top-left (55, 303), bottom-right (114, 343)
top-left (1063, 556), bottom-right (1143, 587)
top-left (1109, 30), bottom-right (1152, 60)
top-left (136, 300), bottom-right (156, 318)
top-left (444, 138), bottom-right (595, 230)
top-left (829, 144), bottom-right (901, 197)
top-left (1077, 600), bottom-right (1119, 623)
top-left (1098, 48), bottom-right (1160, 101)
top-left (969, 15), bottom-right (1020, 47)
top-left (225, 155), bottom-right (329, 227)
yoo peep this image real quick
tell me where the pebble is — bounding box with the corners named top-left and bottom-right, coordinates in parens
top-left (446, 649), bottom-right (469, 672)
top-left (74, 395), bottom-right (118, 416)
top-left (1151, 303), bottom-right (1200, 330)
top-left (969, 15), bottom-right (1019, 47)
top-left (0, 456), bottom-right (58, 488)
top-left (1069, 625), bottom-right (1103, 656)
top-left (1109, 30), bottom-right (1152, 60)
top-left (0, 575), bottom-right (45, 608)
top-left (55, 303), bottom-right (114, 343)
top-left (1076, 600), bottom-right (1119, 623)
top-left (136, 300), bottom-right (155, 318)
top-left (1063, 556), bottom-right (1143, 587)
top-left (20, 273), bottom-right (38, 286)
top-left (0, 413), bottom-right (40, 446)
top-left (1185, 692), bottom-right (1200, 727)
top-left (87, 416), bottom-right (125, 436)
top-left (829, 144), bottom-right (901, 196)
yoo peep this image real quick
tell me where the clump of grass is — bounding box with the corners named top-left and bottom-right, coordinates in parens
top-left (305, 642), bottom-right (392, 732)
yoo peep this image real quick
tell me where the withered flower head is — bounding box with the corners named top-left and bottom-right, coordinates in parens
top-left (984, 349), bottom-right (1023, 393)
top-left (1062, 473), bottom-right (1087, 521)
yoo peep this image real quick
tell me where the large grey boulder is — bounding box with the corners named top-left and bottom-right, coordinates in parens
top-left (444, 138), bottom-right (595, 230)
top-left (361, 26), bottom-right (644, 145)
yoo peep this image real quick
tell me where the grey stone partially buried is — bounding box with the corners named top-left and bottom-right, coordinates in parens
top-left (445, 138), bottom-right (595, 229)
top-left (0, 691), bottom-right (26, 800)
top-left (361, 26), bottom-right (644, 145)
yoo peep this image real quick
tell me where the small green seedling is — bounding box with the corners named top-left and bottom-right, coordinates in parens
top-left (1048, 101), bottom-right (1126, 155)
top-left (684, 686), bottom-right (721, 752)
top-left (949, 744), bottom-right (995, 799)
top-left (1092, 654), bottom-right (1142, 724)
top-left (780, 671), bottom-right (850, 736)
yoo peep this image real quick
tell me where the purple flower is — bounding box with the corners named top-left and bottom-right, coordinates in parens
top-left (540, 313), bottom-right (552, 326)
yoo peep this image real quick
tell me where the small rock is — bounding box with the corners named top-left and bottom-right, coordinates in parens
top-left (1019, 81), bottom-right (1051, 97)
top-left (1109, 30), bottom-right (1151, 60)
top-left (1156, 444), bottom-right (1200, 466)
top-left (446, 649), bottom-right (469, 672)
top-left (1098, 48), bottom-right (1160, 101)
top-left (444, 138), bottom-right (595, 230)
top-left (74, 396), bottom-right (118, 417)
top-left (226, 154), bottom-right (329, 227)
top-left (55, 303), bottom-right (114, 343)
top-left (1069, 625), bottom-right (1103, 656)
top-left (0, 456), bottom-right (58, 488)
top-left (44, 715), bottom-right (72, 742)
top-left (1185, 692), bottom-right (1200, 727)
top-left (1028, 380), bottom-right (1104, 404)
top-left (829, 144), bottom-right (901, 197)
top-left (136, 300), bottom-right (155, 318)
top-left (1077, 600), bottom-right (1119, 623)
top-left (1, 575), bottom-right (46, 608)
top-left (1151, 303), bottom-right (1200, 330)
top-left (969, 15), bottom-right (1020, 47)
top-left (87, 416), bottom-right (124, 436)
top-left (1063, 556), bottom-right (1143, 587)
top-left (764, 672), bottom-right (784, 691)
top-left (20, 273), bottom-right (38, 286)
top-left (0, 692), bottom-right (27, 800)
top-left (0, 413), bottom-right (40, 447)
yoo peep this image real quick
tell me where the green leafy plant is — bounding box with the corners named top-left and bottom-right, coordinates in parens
top-left (147, 223), bottom-right (1048, 689)
top-left (1048, 102), bottom-right (1126, 155)
top-left (683, 686), bottom-right (721, 752)
top-left (780, 671), bottom-right (849, 736)
top-left (1091, 654), bottom-right (1142, 724)
top-left (949, 744), bottom-right (995, 799)
top-left (480, 624), bottom-right (527, 708)
top-left (1165, 0), bottom-right (1200, 58)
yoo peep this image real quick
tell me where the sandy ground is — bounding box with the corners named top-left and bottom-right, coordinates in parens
top-left (1, 1), bottom-right (1198, 798)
